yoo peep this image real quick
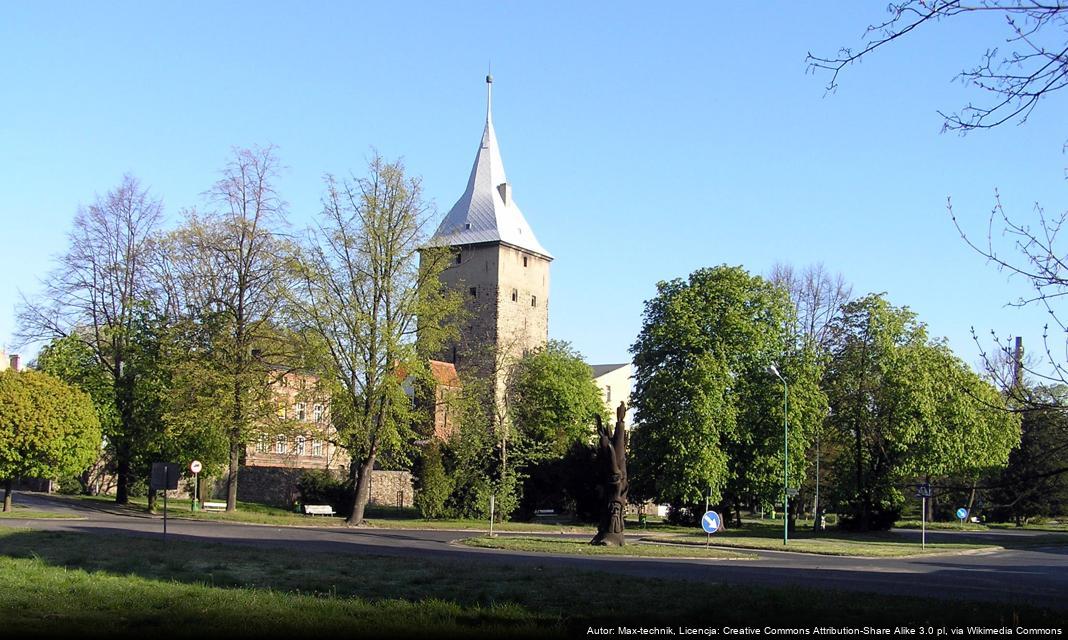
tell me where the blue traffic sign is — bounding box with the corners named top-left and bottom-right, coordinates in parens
top-left (956, 508), bottom-right (969, 520)
top-left (701, 510), bottom-right (721, 534)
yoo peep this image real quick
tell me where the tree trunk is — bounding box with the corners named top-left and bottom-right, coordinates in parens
top-left (3, 479), bottom-right (12, 512)
top-left (114, 365), bottom-right (134, 505)
top-left (115, 456), bottom-right (130, 505)
top-left (147, 489), bottom-right (158, 512)
top-left (591, 408), bottom-right (628, 547)
top-left (225, 439), bottom-right (240, 511)
top-left (347, 453), bottom-right (376, 526)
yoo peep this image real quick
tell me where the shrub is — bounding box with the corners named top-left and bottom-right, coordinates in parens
top-left (414, 443), bottom-right (452, 520)
top-left (297, 469), bottom-right (352, 517)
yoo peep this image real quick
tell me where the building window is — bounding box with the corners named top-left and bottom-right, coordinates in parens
top-left (523, 256), bottom-right (528, 267)
top-left (276, 434), bottom-right (287, 454)
top-left (455, 252), bottom-right (462, 264)
top-left (313, 403), bottom-right (324, 423)
top-left (531, 295), bottom-right (537, 307)
top-left (256, 433), bottom-right (268, 453)
top-left (606, 385), bottom-right (612, 403)
top-left (469, 287), bottom-right (477, 298)
top-left (296, 435), bottom-right (306, 456)
top-left (296, 402), bottom-right (306, 421)
top-left (312, 438), bottom-right (323, 457)
top-left (511, 288), bottom-right (518, 302)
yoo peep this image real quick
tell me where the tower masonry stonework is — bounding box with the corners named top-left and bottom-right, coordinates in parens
top-left (423, 75), bottom-right (552, 388)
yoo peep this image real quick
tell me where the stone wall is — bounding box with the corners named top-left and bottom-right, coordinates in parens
top-left (232, 465), bottom-right (414, 510)
top-left (367, 470), bottom-right (414, 508)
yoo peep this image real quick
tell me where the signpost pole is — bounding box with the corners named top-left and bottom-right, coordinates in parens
top-left (701, 510), bottom-right (721, 549)
top-left (921, 496), bottom-right (926, 551)
top-left (189, 460), bottom-right (203, 512)
top-left (163, 463), bottom-right (168, 544)
top-left (704, 492), bottom-right (709, 549)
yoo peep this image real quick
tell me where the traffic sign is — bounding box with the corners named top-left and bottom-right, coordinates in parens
top-left (150, 462), bottom-right (179, 491)
top-left (956, 507), bottom-right (969, 520)
top-left (701, 510), bottom-right (721, 534)
top-left (189, 460), bottom-right (202, 474)
top-left (786, 488), bottom-right (799, 498)
top-left (916, 483), bottom-right (932, 498)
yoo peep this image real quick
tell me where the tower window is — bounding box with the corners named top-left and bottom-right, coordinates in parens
top-left (523, 256), bottom-right (528, 267)
top-left (531, 295), bottom-right (537, 307)
top-left (511, 289), bottom-right (517, 302)
top-left (469, 287), bottom-right (477, 298)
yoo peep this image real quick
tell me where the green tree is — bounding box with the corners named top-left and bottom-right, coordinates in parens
top-left (158, 146), bottom-right (296, 511)
top-left (824, 294), bottom-right (1020, 530)
top-left (17, 175), bottom-right (164, 504)
top-left (508, 340), bottom-right (607, 459)
top-left (289, 153), bottom-right (460, 525)
top-left (0, 370), bottom-right (102, 511)
top-left (990, 386), bottom-right (1068, 523)
top-left (629, 265), bottom-right (825, 520)
top-left (414, 441), bottom-right (452, 520)
top-left (439, 375), bottom-right (499, 519)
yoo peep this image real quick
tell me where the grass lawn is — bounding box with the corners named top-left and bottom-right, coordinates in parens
top-left (56, 493), bottom-right (599, 532)
top-left (636, 519), bottom-right (1003, 557)
top-left (895, 519), bottom-right (989, 531)
top-left (648, 532), bottom-right (995, 557)
top-left (0, 507), bottom-right (83, 520)
top-left (459, 535), bottom-right (755, 559)
top-left (0, 528), bottom-right (1060, 636)
top-left (988, 521), bottom-right (1068, 532)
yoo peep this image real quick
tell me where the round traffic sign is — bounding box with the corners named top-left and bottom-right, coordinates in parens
top-left (956, 507), bottom-right (968, 520)
top-left (189, 460), bottom-right (202, 474)
top-left (701, 510), bottom-right (721, 534)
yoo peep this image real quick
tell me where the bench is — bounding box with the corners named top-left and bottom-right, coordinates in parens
top-left (303, 504), bottom-right (336, 516)
top-left (202, 501), bottom-right (227, 511)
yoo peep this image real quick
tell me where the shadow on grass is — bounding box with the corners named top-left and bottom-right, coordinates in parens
top-left (0, 524), bottom-right (1065, 636)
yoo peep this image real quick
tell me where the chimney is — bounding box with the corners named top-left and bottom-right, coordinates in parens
top-left (1013, 337), bottom-right (1024, 390)
top-left (497, 182), bottom-right (511, 205)
top-left (9, 354), bottom-right (20, 372)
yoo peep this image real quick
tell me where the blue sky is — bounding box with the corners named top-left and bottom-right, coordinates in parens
top-left (2, 2), bottom-right (1064, 371)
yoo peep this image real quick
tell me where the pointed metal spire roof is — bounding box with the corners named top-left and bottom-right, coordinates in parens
top-left (426, 76), bottom-right (553, 260)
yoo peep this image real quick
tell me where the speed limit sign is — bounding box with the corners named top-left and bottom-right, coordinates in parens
top-left (189, 460), bottom-right (202, 474)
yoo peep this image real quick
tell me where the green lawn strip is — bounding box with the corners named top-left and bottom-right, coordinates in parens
top-left (987, 522), bottom-right (1068, 532)
top-left (646, 532), bottom-right (997, 557)
top-left (895, 519), bottom-right (989, 531)
top-left (0, 508), bottom-right (83, 519)
top-left (0, 528), bottom-right (1059, 634)
top-left (459, 535), bottom-right (754, 559)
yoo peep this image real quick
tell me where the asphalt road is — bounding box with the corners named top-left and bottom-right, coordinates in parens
top-left (4, 492), bottom-right (1067, 611)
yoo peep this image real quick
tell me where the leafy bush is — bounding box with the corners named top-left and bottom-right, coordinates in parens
top-left (296, 469), bottom-right (352, 517)
top-left (414, 443), bottom-right (452, 520)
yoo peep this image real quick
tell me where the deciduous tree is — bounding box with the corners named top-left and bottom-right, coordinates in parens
top-left (629, 265), bottom-right (826, 521)
top-left (159, 146), bottom-right (294, 511)
top-left (0, 370), bottom-right (101, 511)
top-left (289, 153), bottom-right (459, 525)
top-left (17, 175), bottom-right (163, 504)
top-left (824, 294), bottom-right (1020, 530)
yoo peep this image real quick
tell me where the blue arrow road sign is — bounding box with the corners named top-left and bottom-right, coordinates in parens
top-left (701, 510), bottom-right (721, 534)
top-left (956, 508), bottom-right (968, 520)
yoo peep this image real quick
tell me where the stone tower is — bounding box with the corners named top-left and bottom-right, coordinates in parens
top-left (424, 75), bottom-right (553, 388)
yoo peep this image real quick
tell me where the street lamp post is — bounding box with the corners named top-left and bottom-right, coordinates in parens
top-left (767, 364), bottom-right (788, 546)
